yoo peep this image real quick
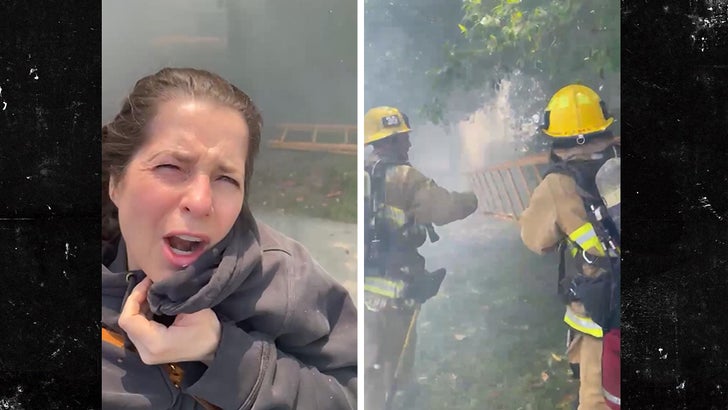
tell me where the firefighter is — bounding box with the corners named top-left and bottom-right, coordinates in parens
top-left (363, 106), bottom-right (478, 410)
top-left (520, 84), bottom-right (620, 410)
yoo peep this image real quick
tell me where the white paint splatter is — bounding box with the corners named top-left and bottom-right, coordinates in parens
top-left (698, 196), bottom-right (723, 220)
top-left (65, 242), bottom-right (70, 260)
top-left (687, 3), bottom-right (728, 53)
top-left (677, 380), bottom-right (686, 390)
top-left (29, 67), bottom-right (39, 80)
top-left (0, 396), bottom-right (21, 409)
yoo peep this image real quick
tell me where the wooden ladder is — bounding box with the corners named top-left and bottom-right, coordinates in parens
top-left (268, 123), bottom-right (357, 155)
top-left (467, 153), bottom-right (550, 221)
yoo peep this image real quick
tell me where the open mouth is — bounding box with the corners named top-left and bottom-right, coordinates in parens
top-left (165, 234), bottom-right (206, 255)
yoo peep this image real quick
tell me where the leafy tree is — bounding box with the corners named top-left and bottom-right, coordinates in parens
top-left (425, 0), bottom-right (620, 125)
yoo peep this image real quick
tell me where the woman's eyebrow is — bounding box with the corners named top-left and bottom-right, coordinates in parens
top-left (148, 150), bottom-right (196, 163)
top-left (148, 150), bottom-right (243, 175)
top-left (217, 161), bottom-right (243, 176)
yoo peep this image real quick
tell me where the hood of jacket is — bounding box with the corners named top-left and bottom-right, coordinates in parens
top-left (102, 207), bottom-right (266, 332)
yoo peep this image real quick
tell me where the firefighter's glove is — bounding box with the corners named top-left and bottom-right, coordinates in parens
top-left (570, 274), bottom-right (613, 330)
top-left (403, 268), bottom-right (446, 304)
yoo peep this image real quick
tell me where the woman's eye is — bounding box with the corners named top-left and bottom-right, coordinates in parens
top-left (219, 175), bottom-right (241, 187)
top-left (154, 164), bottom-right (185, 178)
top-left (157, 164), bottom-right (180, 170)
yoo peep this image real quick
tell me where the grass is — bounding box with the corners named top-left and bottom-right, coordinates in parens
top-left (247, 147), bottom-right (357, 223)
top-left (392, 219), bottom-right (580, 410)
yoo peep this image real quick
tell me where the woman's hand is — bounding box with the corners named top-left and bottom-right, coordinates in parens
top-left (118, 277), bottom-right (222, 365)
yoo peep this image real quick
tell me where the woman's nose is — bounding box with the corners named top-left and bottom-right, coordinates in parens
top-left (180, 174), bottom-right (213, 217)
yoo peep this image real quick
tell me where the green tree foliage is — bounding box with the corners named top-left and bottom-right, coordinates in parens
top-left (422, 0), bottom-right (618, 125)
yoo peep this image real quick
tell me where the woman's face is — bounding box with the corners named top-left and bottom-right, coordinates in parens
top-left (110, 98), bottom-right (249, 282)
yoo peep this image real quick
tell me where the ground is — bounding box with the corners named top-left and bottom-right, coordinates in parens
top-left (390, 214), bottom-right (580, 409)
top-left (247, 147), bottom-right (356, 224)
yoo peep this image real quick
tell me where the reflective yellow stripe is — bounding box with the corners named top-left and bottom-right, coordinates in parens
top-left (568, 222), bottom-right (605, 256)
top-left (563, 306), bottom-right (603, 338)
top-left (364, 276), bottom-right (404, 299)
top-left (382, 205), bottom-right (406, 227)
top-left (569, 244), bottom-right (579, 257)
top-left (603, 387), bottom-right (620, 406)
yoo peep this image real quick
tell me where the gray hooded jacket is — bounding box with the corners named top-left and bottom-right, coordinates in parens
top-left (101, 211), bottom-right (357, 409)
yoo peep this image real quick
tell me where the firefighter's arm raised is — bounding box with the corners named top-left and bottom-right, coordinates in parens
top-left (405, 167), bottom-right (478, 226)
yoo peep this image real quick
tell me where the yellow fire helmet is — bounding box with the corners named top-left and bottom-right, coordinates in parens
top-left (364, 106), bottom-right (412, 145)
top-left (541, 84), bottom-right (614, 140)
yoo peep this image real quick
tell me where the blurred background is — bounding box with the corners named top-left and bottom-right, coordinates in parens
top-left (103, 0), bottom-right (358, 300)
